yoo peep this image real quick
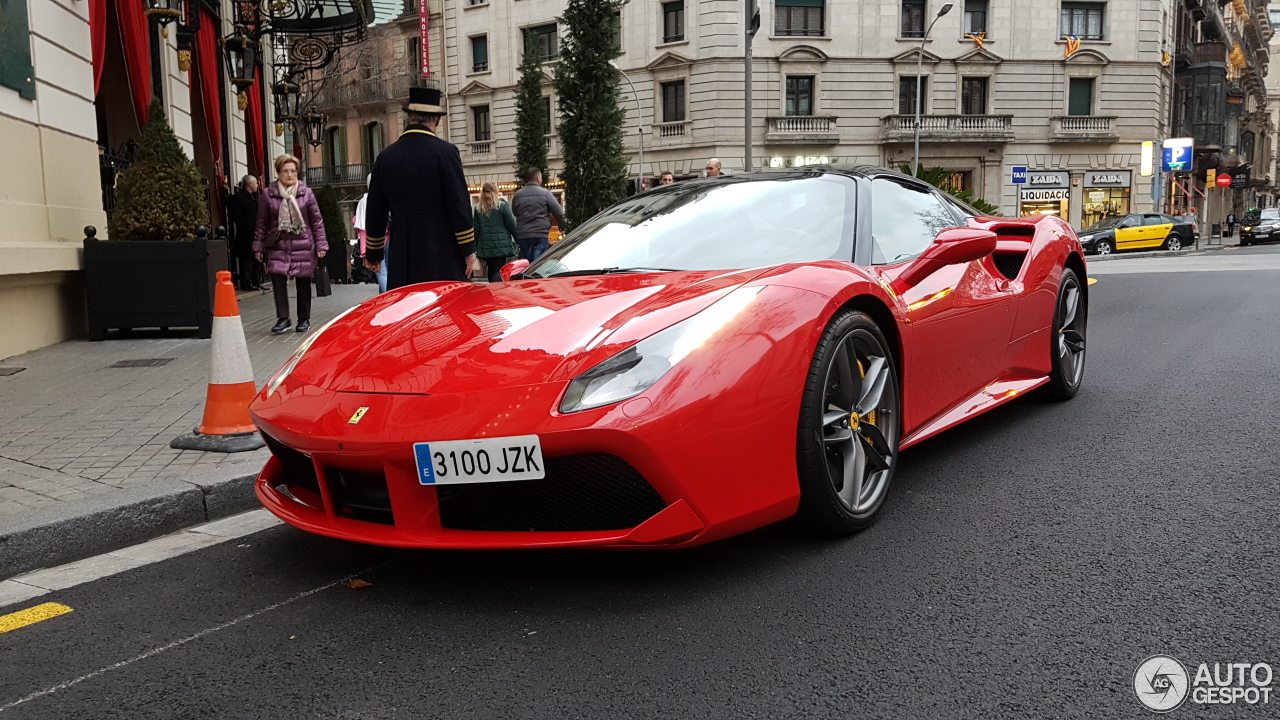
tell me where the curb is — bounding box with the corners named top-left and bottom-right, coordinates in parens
top-left (1087, 243), bottom-right (1235, 262)
top-left (0, 469), bottom-right (262, 580)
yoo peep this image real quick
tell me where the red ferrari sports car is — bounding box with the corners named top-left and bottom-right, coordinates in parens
top-left (251, 167), bottom-right (1087, 548)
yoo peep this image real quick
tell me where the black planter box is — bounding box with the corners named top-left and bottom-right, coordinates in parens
top-left (83, 227), bottom-right (227, 340)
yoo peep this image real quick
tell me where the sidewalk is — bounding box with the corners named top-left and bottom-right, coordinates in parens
top-left (0, 282), bottom-right (378, 578)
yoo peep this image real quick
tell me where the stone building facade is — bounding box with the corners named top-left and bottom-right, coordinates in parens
top-left (433, 0), bottom-right (1183, 229)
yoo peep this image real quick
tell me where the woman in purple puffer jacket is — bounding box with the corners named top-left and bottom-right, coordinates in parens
top-left (253, 154), bottom-right (328, 334)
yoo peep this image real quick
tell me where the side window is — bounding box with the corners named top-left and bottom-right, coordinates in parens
top-left (1142, 215), bottom-right (1165, 226)
top-left (871, 178), bottom-right (957, 264)
top-left (1118, 216), bottom-right (1140, 228)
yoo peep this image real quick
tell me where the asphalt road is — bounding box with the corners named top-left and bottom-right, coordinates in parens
top-left (4, 245), bottom-right (1280, 719)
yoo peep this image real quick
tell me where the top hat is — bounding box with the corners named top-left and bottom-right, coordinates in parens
top-left (407, 86), bottom-right (445, 114)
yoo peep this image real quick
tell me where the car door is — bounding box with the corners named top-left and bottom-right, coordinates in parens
top-left (1113, 215), bottom-right (1144, 250)
top-left (1142, 214), bottom-right (1173, 248)
top-left (868, 177), bottom-right (1017, 431)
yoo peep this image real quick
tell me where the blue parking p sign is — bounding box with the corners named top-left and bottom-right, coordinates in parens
top-left (1011, 166), bottom-right (1028, 184)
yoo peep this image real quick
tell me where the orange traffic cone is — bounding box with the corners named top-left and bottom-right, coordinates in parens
top-left (171, 271), bottom-right (265, 453)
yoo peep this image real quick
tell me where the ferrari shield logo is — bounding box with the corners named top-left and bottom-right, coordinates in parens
top-left (348, 407), bottom-right (369, 425)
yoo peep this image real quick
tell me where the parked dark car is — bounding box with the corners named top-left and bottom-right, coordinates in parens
top-left (1240, 208), bottom-right (1280, 246)
top-left (1076, 213), bottom-right (1196, 255)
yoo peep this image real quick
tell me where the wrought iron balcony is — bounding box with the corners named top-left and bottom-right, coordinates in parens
top-left (305, 163), bottom-right (370, 186)
top-left (312, 74), bottom-right (408, 111)
top-left (1051, 116), bottom-right (1119, 143)
top-left (1191, 41), bottom-right (1228, 66)
top-left (765, 116), bottom-right (838, 145)
top-left (881, 114), bottom-right (1013, 143)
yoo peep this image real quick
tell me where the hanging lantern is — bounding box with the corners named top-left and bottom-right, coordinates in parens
top-left (298, 108), bottom-right (327, 148)
top-left (272, 79), bottom-right (301, 122)
top-left (222, 27), bottom-right (259, 109)
top-left (144, 0), bottom-right (182, 25)
top-left (173, 0), bottom-right (200, 73)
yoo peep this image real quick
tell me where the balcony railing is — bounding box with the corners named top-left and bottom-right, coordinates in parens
top-left (1191, 41), bottom-right (1228, 65)
top-left (306, 163), bottom-right (370, 186)
top-left (881, 114), bottom-right (1013, 142)
top-left (765, 116), bottom-right (839, 144)
top-left (467, 140), bottom-right (493, 156)
top-left (654, 121), bottom-right (689, 138)
top-left (1051, 115), bottom-right (1119, 142)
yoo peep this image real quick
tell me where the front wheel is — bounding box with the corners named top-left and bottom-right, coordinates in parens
top-left (795, 310), bottom-right (901, 535)
top-left (1164, 234), bottom-right (1183, 252)
top-left (1042, 268), bottom-right (1087, 400)
top-left (1095, 239), bottom-right (1113, 256)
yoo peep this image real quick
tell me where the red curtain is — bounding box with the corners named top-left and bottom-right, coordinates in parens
top-left (195, 8), bottom-right (223, 165)
top-left (89, 0), bottom-right (106, 94)
top-left (245, 77), bottom-right (264, 179)
top-left (115, 0), bottom-right (152, 123)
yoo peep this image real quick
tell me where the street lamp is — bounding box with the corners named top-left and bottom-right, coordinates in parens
top-left (271, 78), bottom-right (302, 136)
top-left (144, 0), bottom-right (182, 25)
top-left (609, 59), bottom-right (645, 193)
top-left (912, 2), bottom-right (953, 178)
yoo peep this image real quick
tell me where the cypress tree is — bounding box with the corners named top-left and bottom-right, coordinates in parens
top-left (109, 98), bottom-right (210, 241)
top-left (555, 0), bottom-right (629, 227)
top-left (514, 43), bottom-right (550, 183)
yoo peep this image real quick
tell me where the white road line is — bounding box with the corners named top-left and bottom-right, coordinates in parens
top-left (1, 509), bottom-right (283, 606)
top-left (0, 561), bottom-right (393, 713)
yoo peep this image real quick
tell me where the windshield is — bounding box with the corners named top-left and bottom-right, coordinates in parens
top-left (1083, 216), bottom-right (1127, 232)
top-left (1259, 209), bottom-right (1280, 221)
top-left (525, 174), bottom-right (856, 278)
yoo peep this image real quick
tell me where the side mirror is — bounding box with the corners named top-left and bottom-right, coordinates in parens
top-left (500, 258), bottom-right (530, 282)
top-left (893, 227), bottom-right (997, 290)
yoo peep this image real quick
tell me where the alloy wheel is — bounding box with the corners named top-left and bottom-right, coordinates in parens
top-left (1167, 235), bottom-right (1182, 251)
top-left (819, 330), bottom-right (898, 516)
top-left (1096, 241), bottom-right (1113, 255)
top-left (1056, 274), bottom-right (1086, 387)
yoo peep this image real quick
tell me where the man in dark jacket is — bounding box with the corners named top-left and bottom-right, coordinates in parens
top-left (511, 167), bottom-right (567, 262)
top-left (227, 175), bottom-right (262, 289)
top-left (363, 86), bottom-right (480, 288)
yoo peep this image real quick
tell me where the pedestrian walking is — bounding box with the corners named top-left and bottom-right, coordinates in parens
top-left (511, 167), bottom-right (567, 262)
top-left (363, 86), bottom-right (480, 289)
top-left (227, 175), bottom-right (262, 290)
top-left (473, 182), bottom-right (520, 283)
top-left (253, 154), bottom-right (328, 334)
top-left (705, 158), bottom-right (724, 177)
top-left (1226, 212), bottom-right (1236, 237)
top-left (352, 174), bottom-right (388, 293)
top-left (659, 171), bottom-right (675, 185)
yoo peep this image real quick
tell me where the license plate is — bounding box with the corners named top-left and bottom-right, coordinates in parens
top-left (413, 435), bottom-right (545, 485)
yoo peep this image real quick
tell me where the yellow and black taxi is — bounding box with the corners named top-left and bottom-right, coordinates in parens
top-left (1240, 208), bottom-right (1280, 246)
top-left (1077, 213), bottom-right (1197, 255)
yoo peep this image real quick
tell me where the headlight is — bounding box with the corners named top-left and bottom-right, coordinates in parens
top-left (559, 286), bottom-right (764, 413)
top-left (265, 306), bottom-right (358, 397)
top-left (1078, 234), bottom-right (1094, 242)
top-left (1244, 226), bottom-right (1254, 232)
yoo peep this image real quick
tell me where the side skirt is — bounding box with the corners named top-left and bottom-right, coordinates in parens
top-left (899, 376), bottom-right (1050, 450)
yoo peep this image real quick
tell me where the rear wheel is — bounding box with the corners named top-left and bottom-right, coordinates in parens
top-left (1164, 233), bottom-right (1183, 251)
top-left (1095, 239), bottom-right (1113, 256)
top-left (796, 310), bottom-right (901, 535)
top-left (1042, 268), bottom-right (1086, 400)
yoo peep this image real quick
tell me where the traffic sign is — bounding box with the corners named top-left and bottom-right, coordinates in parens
top-left (1216, 173), bottom-right (1232, 187)
top-left (1011, 166), bottom-right (1028, 184)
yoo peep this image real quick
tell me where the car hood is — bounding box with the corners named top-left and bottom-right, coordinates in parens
top-left (288, 269), bottom-right (770, 395)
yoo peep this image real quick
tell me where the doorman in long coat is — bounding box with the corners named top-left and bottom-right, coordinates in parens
top-left (363, 86), bottom-right (480, 288)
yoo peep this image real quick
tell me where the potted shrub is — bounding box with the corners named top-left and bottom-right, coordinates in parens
top-left (84, 98), bottom-right (225, 340)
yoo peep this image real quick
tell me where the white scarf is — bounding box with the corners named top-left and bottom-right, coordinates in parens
top-left (277, 181), bottom-right (306, 235)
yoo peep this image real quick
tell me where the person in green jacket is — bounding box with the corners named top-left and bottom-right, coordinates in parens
top-left (473, 181), bottom-right (520, 282)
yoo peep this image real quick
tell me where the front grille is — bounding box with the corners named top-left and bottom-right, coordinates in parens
top-left (262, 433), bottom-right (320, 496)
top-left (992, 252), bottom-right (1027, 280)
top-left (437, 453), bottom-right (667, 532)
top-left (329, 467), bottom-right (394, 525)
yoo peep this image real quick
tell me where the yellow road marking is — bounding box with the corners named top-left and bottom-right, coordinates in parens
top-left (0, 602), bottom-right (73, 634)
top-left (1087, 277), bottom-right (1098, 285)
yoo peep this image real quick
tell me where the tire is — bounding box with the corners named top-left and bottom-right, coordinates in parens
top-left (795, 309), bottom-right (901, 535)
top-left (1042, 268), bottom-right (1087, 401)
top-left (1164, 233), bottom-right (1183, 252)
top-left (1095, 239), bottom-right (1113, 256)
